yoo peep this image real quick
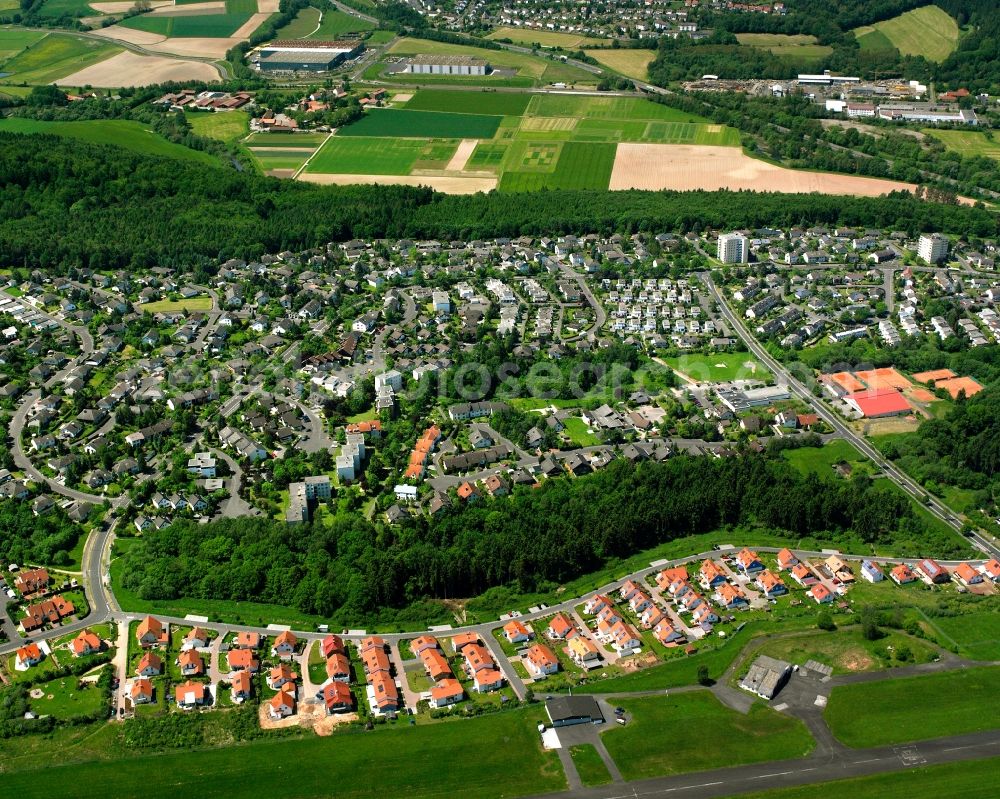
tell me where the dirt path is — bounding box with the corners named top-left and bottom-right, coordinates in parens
top-left (445, 138), bottom-right (478, 172)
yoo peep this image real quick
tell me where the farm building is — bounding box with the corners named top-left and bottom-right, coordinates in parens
top-left (405, 55), bottom-right (490, 76)
top-left (258, 40), bottom-right (364, 73)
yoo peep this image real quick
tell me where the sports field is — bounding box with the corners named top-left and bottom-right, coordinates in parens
top-left (338, 108), bottom-right (503, 139)
top-left (0, 117), bottom-right (219, 163)
top-left (0, 32), bottom-right (120, 84)
top-left (306, 136), bottom-right (460, 174)
top-left (0, 708), bottom-right (566, 799)
top-left (486, 26), bottom-right (604, 49)
top-left (852, 6), bottom-right (959, 62)
top-left (927, 129), bottom-right (1000, 161)
top-left (824, 666), bottom-right (1000, 747)
top-left (583, 48), bottom-right (654, 80)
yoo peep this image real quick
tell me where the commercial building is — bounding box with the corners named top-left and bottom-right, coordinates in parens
top-left (917, 233), bottom-right (949, 264)
top-left (844, 387), bottom-right (912, 418)
top-left (258, 39), bottom-right (363, 73)
top-left (405, 55), bottom-right (490, 76)
top-left (545, 695), bottom-right (604, 727)
top-left (717, 233), bottom-right (748, 264)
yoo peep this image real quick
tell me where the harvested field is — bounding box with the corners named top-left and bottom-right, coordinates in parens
top-left (230, 12), bottom-right (271, 39)
top-left (257, 0), bottom-right (279, 8)
top-left (298, 173), bottom-right (496, 194)
top-left (146, 36), bottom-right (239, 57)
top-left (90, 25), bottom-right (167, 46)
top-left (57, 50), bottom-right (220, 86)
top-left (445, 138), bottom-right (478, 172)
top-left (150, 1), bottom-right (225, 15)
top-left (609, 144), bottom-right (919, 197)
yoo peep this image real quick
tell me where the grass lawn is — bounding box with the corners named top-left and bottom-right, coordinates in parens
top-left (340, 108), bottom-right (502, 139)
top-left (583, 48), bottom-right (654, 80)
top-left (305, 135), bottom-right (458, 175)
top-left (660, 352), bottom-right (771, 384)
top-left (736, 33), bottom-right (831, 61)
top-left (403, 89), bottom-right (531, 116)
top-left (186, 110), bottom-right (249, 143)
top-left (0, 29), bottom-right (46, 63)
top-left (925, 612), bottom-right (1000, 661)
top-left (273, 4), bottom-right (322, 38)
top-left (486, 26), bottom-right (605, 49)
top-left (723, 757), bottom-right (1000, 799)
top-left (569, 744), bottom-right (613, 787)
top-left (310, 8), bottom-right (373, 37)
top-left (142, 297), bottom-right (213, 313)
top-left (119, 12), bottom-right (252, 38)
top-left (927, 129), bottom-right (1000, 161)
top-left (29, 673), bottom-right (106, 720)
top-left (824, 666), bottom-right (1000, 747)
top-left (346, 407), bottom-right (377, 423)
top-left (561, 416), bottom-right (601, 447)
top-left (852, 5), bottom-right (959, 62)
top-left (752, 627), bottom-right (940, 675)
top-left (0, 118), bottom-right (217, 164)
top-left (0, 33), bottom-right (120, 85)
top-left (0, 708), bottom-right (564, 798)
top-left (782, 440), bottom-right (868, 479)
top-left (603, 692), bottom-right (813, 780)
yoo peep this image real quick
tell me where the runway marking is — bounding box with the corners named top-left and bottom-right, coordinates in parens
top-left (749, 768), bottom-right (814, 779)
top-left (853, 758), bottom-right (882, 764)
top-left (944, 744), bottom-right (984, 752)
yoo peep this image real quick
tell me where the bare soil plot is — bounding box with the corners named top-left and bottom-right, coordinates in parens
top-left (444, 138), bottom-right (478, 172)
top-left (147, 36), bottom-right (240, 57)
top-left (298, 172), bottom-right (497, 194)
top-left (257, 0), bottom-right (279, 9)
top-left (90, 24), bottom-right (166, 46)
top-left (230, 12), bottom-right (271, 39)
top-left (609, 143), bottom-right (919, 197)
top-left (57, 50), bottom-right (220, 86)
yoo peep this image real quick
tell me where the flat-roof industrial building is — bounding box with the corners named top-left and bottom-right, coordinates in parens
top-left (405, 54), bottom-right (490, 76)
top-left (258, 39), bottom-right (363, 73)
top-left (545, 695), bottom-right (604, 727)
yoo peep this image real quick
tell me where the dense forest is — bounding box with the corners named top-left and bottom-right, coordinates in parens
top-left (2, 134), bottom-right (997, 272)
top-left (0, 502), bottom-right (85, 568)
top-left (117, 454), bottom-right (964, 623)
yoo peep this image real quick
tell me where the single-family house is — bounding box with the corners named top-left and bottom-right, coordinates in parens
top-left (809, 584), bottom-right (834, 604)
top-left (890, 563), bottom-right (917, 585)
top-left (321, 680), bottom-right (354, 713)
top-left (430, 678), bottom-right (464, 708)
top-left (136, 616), bottom-right (167, 647)
top-left (131, 678), bottom-right (154, 704)
top-left (523, 644), bottom-right (560, 678)
top-left (268, 690), bottom-right (296, 719)
top-left (953, 562), bottom-right (983, 587)
top-left (268, 663), bottom-right (298, 690)
top-left (503, 619), bottom-right (533, 644)
top-left (174, 680), bottom-right (208, 709)
top-left (860, 560), bottom-right (884, 583)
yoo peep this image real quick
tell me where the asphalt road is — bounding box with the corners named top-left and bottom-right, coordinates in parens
top-left (525, 729), bottom-right (1000, 799)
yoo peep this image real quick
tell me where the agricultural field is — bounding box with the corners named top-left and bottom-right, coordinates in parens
top-left (245, 132), bottom-right (328, 147)
top-left (142, 297), bottom-right (214, 313)
top-left (119, 11), bottom-right (252, 37)
top-left (824, 666), bottom-right (1000, 747)
top-left (32, 0), bottom-right (102, 19)
top-left (0, 29), bottom-right (46, 64)
top-left (736, 32), bottom-right (832, 62)
top-left (300, 90), bottom-right (740, 193)
top-left (273, 6), bottom-right (372, 38)
top-left (185, 110), bottom-right (249, 142)
top-left (852, 6), bottom-right (959, 62)
top-left (402, 89), bottom-right (531, 116)
top-left (583, 47), bottom-right (654, 80)
top-left (0, 707), bottom-right (565, 799)
top-left (306, 136), bottom-right (459, 175)
top-left (603, 692), bottom-right (813, 780)
top-left (0, 118), bottom-right (218, 164)
top-left (0, 32), bottom-right (120, 85)
top-left (486, 26), bottom-right (605, 49)
top-left (498, 140), bottom-right (616, 191)
top-left (927, 130), bottom-right (1000, 161)
top-left (337, 108), bottom-right (503, 139)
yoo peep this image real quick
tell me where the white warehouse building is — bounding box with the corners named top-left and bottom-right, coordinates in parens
top-left (405, 55), bottom-right (490, 75)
